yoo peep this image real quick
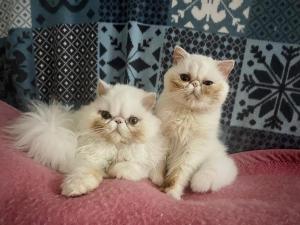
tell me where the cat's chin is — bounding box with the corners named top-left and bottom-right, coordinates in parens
top-left (103, 132), bottom-right (138, 145)
top-left (171, 95), bottom-right (213, 112)
top-left (187, 90), bottom-right (201, 100)
top-left (105, 133), bottom-right (126, 145)
top-left (168, 92), bottom-right (200, 108)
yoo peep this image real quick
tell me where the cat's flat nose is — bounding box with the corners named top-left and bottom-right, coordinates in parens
top-left (191, 80), bottom-right (200, 87)
top-left (114, 117), bottom-right (124, 124)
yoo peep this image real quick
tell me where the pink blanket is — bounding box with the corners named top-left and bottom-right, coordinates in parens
top-left (1, 100), bottom-right (300, 225)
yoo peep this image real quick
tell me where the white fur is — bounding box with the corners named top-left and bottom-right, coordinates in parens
top-left (6, 101), bottom-right (77, 172)
top-left (62, 84), bottom-right (166, 196)
top-left (156, 48), bottom-right (238, 200)
top-left (8, 82), bottom-right (166, 197)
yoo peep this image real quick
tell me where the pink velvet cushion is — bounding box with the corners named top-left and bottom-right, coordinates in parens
top-left (1, 100), bottom-right (300, 225)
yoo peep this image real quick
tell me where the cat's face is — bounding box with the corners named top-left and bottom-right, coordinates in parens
top-left (163, 46), bottom-right (234, 111)
top-left (82, 81), bottom-right (160, 145)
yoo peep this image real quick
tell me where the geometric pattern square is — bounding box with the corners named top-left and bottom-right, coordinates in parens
top-left (0, 0), bottom-right (32, 38)
top-left (98, 0), bottom-right (170, 25)
top-left (33, 23), bottom-right (98, 107)
top-left (169, 0), bottom-right (251, 36)
top-left (98, 22), bottom-right (165, 92)
top-left (31, 0), bottom-right (100, 28)
top-left (0, 28), bottom-right (35, 109)
top-left (231, 39), bottom-right (300, 136)
top-left (0, 1), bottom-right (12, 37)
top-left (160, 27), bottom-right (246, 126)
top-left (245, 0), bottom-right (300, 43)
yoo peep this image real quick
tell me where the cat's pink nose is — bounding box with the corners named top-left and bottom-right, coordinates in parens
top-left (191, 80), bottom-right (200, 87)
top-left (114, 117), bottom-right (123, 124)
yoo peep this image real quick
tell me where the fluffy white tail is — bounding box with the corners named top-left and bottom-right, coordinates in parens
top-left (6, 101), bottom-right (77, 172)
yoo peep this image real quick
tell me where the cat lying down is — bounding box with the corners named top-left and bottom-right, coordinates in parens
top-left (7, 81), bottom-right (166, 197)
top-left (7, 46), bottom-right (237, 199)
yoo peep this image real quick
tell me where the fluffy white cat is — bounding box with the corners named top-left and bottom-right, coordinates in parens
top-left (156, 46), bottom-right (238, 200)
top-left (8, 81), bottom-right (166, 197)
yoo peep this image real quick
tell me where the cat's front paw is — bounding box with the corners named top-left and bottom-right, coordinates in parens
top-left (61, 172), bottom-right (102, 197)
top-left (190, 172), bottom-right (217, 193)
top-left (108, 163), bottom-right (146, 181)
top-left (150, 172), bottom-right (164, 186)
top-left (164, 187), bottom-right (182, 200)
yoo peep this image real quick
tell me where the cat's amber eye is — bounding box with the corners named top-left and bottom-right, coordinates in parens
top-left (99, 110), bottom-right (112, 119)
top-left (180, 73), bottom-right (191, 82)
top-left (202, 80), bottom-right (214, 86)
top-left (127, 116), bottom-right (139, 125)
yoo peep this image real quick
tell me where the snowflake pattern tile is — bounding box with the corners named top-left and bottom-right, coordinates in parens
top-left (98, 0), bottom-right (170, 25)
top-left (245, 0), bottom-right (300, 44)
top-left (33, 23), bottom-right (98, 106)
top-left (98, 22), bottom-right (165, 92)
top-left (160, 27), bottom-right (246, 125)
top-left (169, 0), bottom-right (251, 36)
top-left (231, 39), bottom-right (300, 136)
top-left (0, 0), bottom-right (32, 38)
top-left (31, 0), bottom-right (99, 28)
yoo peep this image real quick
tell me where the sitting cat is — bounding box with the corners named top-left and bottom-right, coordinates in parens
top-left (156, 46), bottom-right (238, 200)
top-left (8, 81), bottom-right (166, 196)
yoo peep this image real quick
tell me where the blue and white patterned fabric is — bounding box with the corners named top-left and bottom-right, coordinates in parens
top-left (0, 0), bottom-right (299, 152)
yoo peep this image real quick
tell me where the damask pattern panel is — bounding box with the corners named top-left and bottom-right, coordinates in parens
top-left (222, 126), bottom-right (300, 153)
top-left (245, 0), bottom-right (300, 44)
top-left (231, 39), bottom-right (300, 136)
top-left (31, 0), bottom-right (100, 28)
top-left (98, 0), bottom-right (170, 25)
top-left (98, 22), bottom-right (165, 92)
top-left (160, 27), bottom-right (246, 125)
top-left (33, 23), bottom-right (98, 106)
top-left (169, 0), bottom-right (251, 36)
top-left (0, 0), bottom-right (32, 38)
top-left (0, 29), bottom-right (35, 109)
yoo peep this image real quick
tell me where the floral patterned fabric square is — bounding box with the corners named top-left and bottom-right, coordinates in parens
top-left (169, 0), bottom-right (252, 36)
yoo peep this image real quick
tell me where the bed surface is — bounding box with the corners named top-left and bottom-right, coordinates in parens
top-left (1, 100), bottom-right (300, 225)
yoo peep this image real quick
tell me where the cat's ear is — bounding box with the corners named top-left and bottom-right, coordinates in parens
top-left (142, 92), bottom-right (156, 111)
top-left (173, 46), bottom-right (189, 64)
top-left (217, 60), bottom-right (235, 79)
top-left (97, 80), bottom-right (110, 96)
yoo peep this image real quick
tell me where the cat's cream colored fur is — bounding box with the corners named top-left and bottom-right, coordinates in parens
top-left (156, 46), bottom-right (238, 200)
top-left (8, 81), bottom-right (166, 197)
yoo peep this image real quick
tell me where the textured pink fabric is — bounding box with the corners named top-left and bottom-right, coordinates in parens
top-left (1, 100), bottom-right (300, 225)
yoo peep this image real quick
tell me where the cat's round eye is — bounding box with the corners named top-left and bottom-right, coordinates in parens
top-left (127, 116), bottom-right (139, 125)
top-left (180, 73), bottom-right (191, 82)
top-left (99, 110), bottom-right (112, 119)
top-left (202, 80), bottom-right (214, 86)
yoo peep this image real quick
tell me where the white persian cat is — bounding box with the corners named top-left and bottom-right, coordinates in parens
top-left (8, 81), bottom-right (166, 197)
top-left (156, 46), bottom-right (238, 200)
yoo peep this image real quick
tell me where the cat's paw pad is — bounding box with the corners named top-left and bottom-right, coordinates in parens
top-left (61, 173), bottom-right (102, 197)
top-left (165, 188), bottom-right (181, 200)
top-left (108, 164), bottom-right (143, 181)
top-left (190, 172), bottom-right (219, 193)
